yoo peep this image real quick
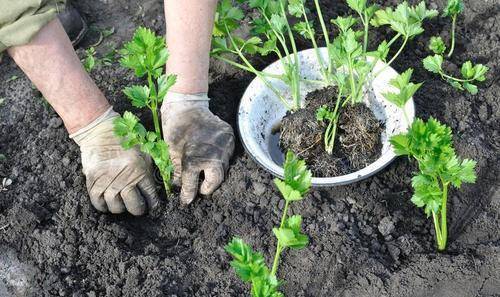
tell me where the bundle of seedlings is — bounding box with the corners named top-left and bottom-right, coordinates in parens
top-left (383, 70), bottom-right (477, 251)
top-left (113, 27), bottom-right (177, 193)
top-left (226, 151), bottom-right (312, 296)
top-left (424, 0), bottom-right (489, 94)
top-left (212, 0), bottom-right (437, 177)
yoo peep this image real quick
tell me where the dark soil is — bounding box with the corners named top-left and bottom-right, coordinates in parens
top-left (1, 0), bottom-right (499, 296)
top-left (280, 86), bottom-right (383, 177)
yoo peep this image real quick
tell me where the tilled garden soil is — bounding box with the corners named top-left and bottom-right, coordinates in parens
top-left (0, 0), bottom-right (499, 296)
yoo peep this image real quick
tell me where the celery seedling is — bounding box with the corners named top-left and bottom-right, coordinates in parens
top-left (428, 36), bottom-right (446, 55)
top-left (423, 55), bottom-right (488, 94)
top-left (390, 118), bottom-right (476, 251)
top-left (83, 47), bottom-right (97, 72)
top-left (226, 151), bottom-right (312, 296)
top-left (371, 1), bottom-right (438, 74)
top-left (113, 27), bottom-right (176, 193)
top-left (382, 68), bottom-right (422, 123)
top-left (212, 0), bottom-right (302, 111)
top-left (443, 0), bottom-right (464, 58)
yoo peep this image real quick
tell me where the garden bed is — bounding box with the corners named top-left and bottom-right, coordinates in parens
top-left (0, 0), bottom-right (499, 296)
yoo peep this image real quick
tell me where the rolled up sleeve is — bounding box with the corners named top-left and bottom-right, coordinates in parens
top-left (0, 0), bottom-right (66, 52)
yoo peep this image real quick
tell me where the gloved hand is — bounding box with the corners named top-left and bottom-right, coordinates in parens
top-left (161, 92), bottom-right (235, 205)
top-left (70, 107), bottom-right (159, 215)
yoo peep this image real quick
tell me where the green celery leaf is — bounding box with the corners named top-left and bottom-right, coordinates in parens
top-left (157, 74), bottom-right (177, 102)
top-left (428, 36), bottom-right (446, 55)
top-left (123, 85), bottom-right (150, 108)
top-left (423, 55), bottom-right (443, 74)
top-left (462, 82), bottom-right (477, 95)
top-left (443, 0), bottom-right (464, 17)
top-left (273, 151), bottom-right (312, 202)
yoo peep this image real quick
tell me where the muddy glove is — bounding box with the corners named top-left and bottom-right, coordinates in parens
top-left (70, 107), bottom-right (159, 215)
top-left (161, 92), bottom-right (235, 205)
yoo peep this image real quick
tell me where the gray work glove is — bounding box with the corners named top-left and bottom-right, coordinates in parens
top-left (70, 107), bottom-right (159, 215)
top-left (161, 92), bottom-right (235, 205)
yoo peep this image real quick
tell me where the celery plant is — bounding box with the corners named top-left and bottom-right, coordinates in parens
top-left (423, 55), bottom-right (488, 94)
top-left (212, 0), bottom-right (302, 111)
top-left (390, 118), bottom-right (476, 251)
top-left (226, 151), bottom-right (312, 296)
top-left (113, 27), bottom-right (176, 193)
top-left (443, 0), bottom-right (464, 58)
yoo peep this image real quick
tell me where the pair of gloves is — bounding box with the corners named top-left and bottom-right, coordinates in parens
top-left (70, 93), bottom-right (234, 215)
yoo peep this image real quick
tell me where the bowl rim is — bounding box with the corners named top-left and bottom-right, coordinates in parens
top-left (236, 47), bottom-right (414, 187)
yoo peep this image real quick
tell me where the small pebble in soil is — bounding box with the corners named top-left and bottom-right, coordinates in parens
top-left (62, 157), bottom-right (70, 166)
top-left (213, 213), bottom-right (223, 224)
top-left (48, 117), bottom-right (63, 128)
top-left (378, 216), bottom-right (395, 237)
top-left (252, 182), bottom-right (266, 196)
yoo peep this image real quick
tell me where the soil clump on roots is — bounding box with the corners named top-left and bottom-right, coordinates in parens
top-left (280, 86), bottom-right (384, 177)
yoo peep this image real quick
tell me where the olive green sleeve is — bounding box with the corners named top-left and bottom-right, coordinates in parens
top-left (0, 0), bottom-right (66, 52)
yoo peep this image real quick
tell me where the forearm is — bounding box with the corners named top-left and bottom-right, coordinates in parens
top-left (8, 19), bottom-right (110, 133)
top-left (164, 0), bottom-right (217, 94)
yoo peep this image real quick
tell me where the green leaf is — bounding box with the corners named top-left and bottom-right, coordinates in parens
top-left (274, 151), bottom-right (312, 202)
top-left (120, 27), bottom-right (167, 78)
top-left (346, 0), bottom-right (366, 14)
top-left (316, 105), bottom-right (335, 123)
top-left (457, 159), bottom-right (477, 184)
top-left (269, 14), bottom-right (286, 34)
top-left (331, 16), bottom-right (357, 33)
top-left (288, 0), bottom-right (304, 17)
top-left (371, 1), bottom-right (437, 38)
top-left (389, 134), bottom-right (410, 156)
top-left (428, 36), bottom-right (446, 55)
top-left (293, 21), bottom-right (314, 40)
top-left (225, 237), bottom-right (283, 296)
top-left (113, 111), bottom-right (147, 149)
top-left (411, 173), bottom-right (442, 216)
top-left (423, 55), bottom-right (443, 74)
top-left (225, 237), bottom-right (270, 282)
top-left (123, 85), bottom-right (150, 108)
top-left (447, 79), bottom-right (463, 90)
top-left (383, 68), bottom-right (422, 108)
top-left (83, 47), bottom-right (97, 72)
top-left (462, 82), bottom-right (477, 95)
top-left (443, 0), bottom-right (464, 17)
top-left (272, 215), bottom-right (309, 249)
top-left (375, 40), bottom-right (390, 60)
top-left (214, 0), bottom-right (244, 36)
top-left (343, 29), bottom-right (361, 55)
top-left (471, 64), bottom-right (488, 81)
top-left (258, 37), bottom-right (278, 56)
top-left (460, 61), bottom-right (474, 79)
top-left (157, 74), bottom-right (177, 102)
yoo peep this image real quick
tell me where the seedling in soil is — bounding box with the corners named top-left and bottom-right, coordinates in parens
top-left (443, 0), bottom-right (464, 58)
top-left (226, 151), bottom-right (312, 296)
top-left (428, 36), bottom-right (446, 55)
top-left (113, 27), bottom-right (176, 193)
top-left (83, 47), bottom-right (97, 72)
top-left (423, 55), bottom-right (488, 94)
top-left (382, 68), bottom-right (422, 123)
top-left (390, 118), bottom-right (476, 251)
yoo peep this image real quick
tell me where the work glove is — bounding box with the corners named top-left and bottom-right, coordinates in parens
top-left (70, 107), bottom-right (159, 215)
top-left (161, 92), bottom-right (235, 205)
